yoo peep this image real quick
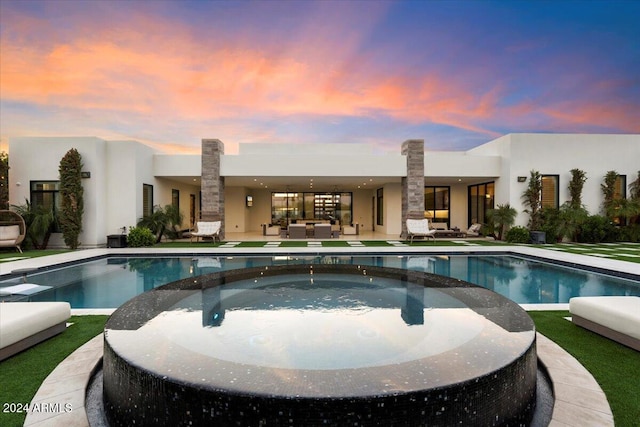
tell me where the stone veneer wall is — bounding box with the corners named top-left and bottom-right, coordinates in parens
top-left (201, 139), bottom-right (225, 239)
top-left (401, 139), bottom-right (425, 239)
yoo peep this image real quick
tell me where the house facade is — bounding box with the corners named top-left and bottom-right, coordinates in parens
top-left (8, 133), bottom-right (639, 247)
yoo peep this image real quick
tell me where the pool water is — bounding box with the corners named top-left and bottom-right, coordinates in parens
top-left (1, 255), bottom-right (638, 308)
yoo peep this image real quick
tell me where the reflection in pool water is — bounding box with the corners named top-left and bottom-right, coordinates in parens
top-left (1, 254), bottom-right (637, 308)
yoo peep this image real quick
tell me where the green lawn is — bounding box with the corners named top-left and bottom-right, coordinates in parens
top-left (0, 249), bottom-right (70, 262)
top-left (0, 315), bottom-right (109, 427)
top-left (529, 311), bottom-right (640, 427)
top-left (0, 313), bottom-right (638, 426)
top-left (534, 242), bottom-right (640, 263)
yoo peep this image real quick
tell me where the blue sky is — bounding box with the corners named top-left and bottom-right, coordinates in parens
top-left (1, 0), bottom-right (638, 154)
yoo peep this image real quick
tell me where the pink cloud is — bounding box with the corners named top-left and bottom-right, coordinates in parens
top-left (2, 1), bottom-right (637, 154)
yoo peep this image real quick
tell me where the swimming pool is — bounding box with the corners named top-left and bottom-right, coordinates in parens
top-left (1, 254), bottom-right (638, 308)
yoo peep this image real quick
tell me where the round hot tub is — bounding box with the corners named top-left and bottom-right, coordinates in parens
top-left (103, 264), bottom-right (537, 426)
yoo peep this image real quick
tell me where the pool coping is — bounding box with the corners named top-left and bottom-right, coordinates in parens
top-left (23, 331), bottom-right (614, 427)
top-left (2, 244), bottom-right (639, 282)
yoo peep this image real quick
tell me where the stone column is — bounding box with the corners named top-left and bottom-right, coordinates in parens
top-left (401, 139), bottom-right (425, 239)
top-left (201, 139), bottom-right (225, 239)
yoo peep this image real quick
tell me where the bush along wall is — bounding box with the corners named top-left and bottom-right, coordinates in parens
top-left (59, 148), bottom-right (84, 249)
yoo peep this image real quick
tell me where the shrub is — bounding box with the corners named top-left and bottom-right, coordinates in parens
top-left (540, 207), bottom-right (561, 243)
top-left (616, 224), bottom-right (640, 243)
top-left (506, 226), bottom-right (531, 243)
top-left (577, 215), bottom-right (616, 243)
top-left (126, 226), bottom-right (155, 247)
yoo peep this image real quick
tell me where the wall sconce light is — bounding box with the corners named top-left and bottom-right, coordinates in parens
top-left (81, 172), bottom-right (91, 178)
top-left (517, 176), bottom-right (527, 183)
top-left (246, 195), bottom-right (253, 207)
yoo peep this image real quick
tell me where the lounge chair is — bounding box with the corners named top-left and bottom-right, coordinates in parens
top-left (0, 302), bottom-right (71, 361)
top-left (191, 221), bottom-right (221, 242)
top-left (570, 296), bottom-right (640, 351)
top-left (464, 223), bottom-right (482, 237)
top-left (406, 219), bottom-right (436, 243)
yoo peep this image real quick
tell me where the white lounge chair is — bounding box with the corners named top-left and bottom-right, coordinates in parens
top-left (570, 296), bottom-right (640, 351)
top-left (406, 219), bottom-right (437, 243)
top-left (464, 223), bottom-right (482, 237)
top-left (0, 302), bottom-right (71, 361)
top-left (190, 221), bottom-right (221, 242)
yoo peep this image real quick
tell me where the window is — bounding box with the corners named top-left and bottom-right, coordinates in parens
top-left (376, 188), bottom-right (384, 226)
top-left (468, 182), bottom-right (494, 226)
top-left (424, 186), bottom-right (450, 226)
top-left (614, 175), bottom-right (627, 200)
top-left (30, 181), bottom-right (61, 231)
top-left (172, 189), bottom-right (179, 209)
top-left (143, 184), bottom-right (153, 218)
top-left (541, 175), bottom-right (559, 209)
top-left (613, 175), bottom-right (627, 225)
top-left (272, 192), bottom-right (352, 226)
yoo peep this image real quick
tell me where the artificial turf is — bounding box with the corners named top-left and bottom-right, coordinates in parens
top-left (0, 313), bottom-right (638, 426)
top-left (0, 315), bottom-right (109, 427)
top-left (0, 249), bottom-right (70, 261)
top-left (528, 311), bottom-right (640, 427)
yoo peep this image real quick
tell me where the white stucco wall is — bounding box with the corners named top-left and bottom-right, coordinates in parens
top-left (154, 154), bottom-right (201, 176)
top-left (504, 134), bottom-right (640, 226)
top-left (225, 186), bottom-right (250, 232)
top-left (105, 141), bottom-right (155, 238)
top-left (9, 137), bottom-right (109, 248)
top-left (381, 183), bottom-right (402, 236)
top-left (248, 189), bottom-right (273, 232)
top-left (424, 152), bottom-right (501, 178)
top-left (448, 184), bottom-right (468, 229)
top-left (222, 154), bottom-right (406, 178)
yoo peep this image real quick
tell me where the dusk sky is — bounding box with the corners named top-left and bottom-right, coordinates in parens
top-left (1, 0), bottom-right (639, 155)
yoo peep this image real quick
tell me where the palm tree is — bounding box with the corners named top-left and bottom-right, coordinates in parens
top-left (568, 168), bottom-right (587, 209)
top-left (601, 170), bottom-right (619, 220)
top-left (12, 200), bottom-right (56, 249)
top-left (521, 170), bottom-right (542, 230)
top-left (137, 204), bottom-right (184, 243)
top-left (486, 203), bottom-right (517, 241)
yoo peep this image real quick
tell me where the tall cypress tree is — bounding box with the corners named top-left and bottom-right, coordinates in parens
top-left (59, 148), bottom-right (84, 249)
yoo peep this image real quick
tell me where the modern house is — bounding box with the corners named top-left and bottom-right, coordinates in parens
top-left (8, 133), bottom-right (639, 247)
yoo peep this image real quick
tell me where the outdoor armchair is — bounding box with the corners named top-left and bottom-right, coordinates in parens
top-left (191, 221), bottom-right (221, 242)
top-left (406, 218), bottom-right (436, 243)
